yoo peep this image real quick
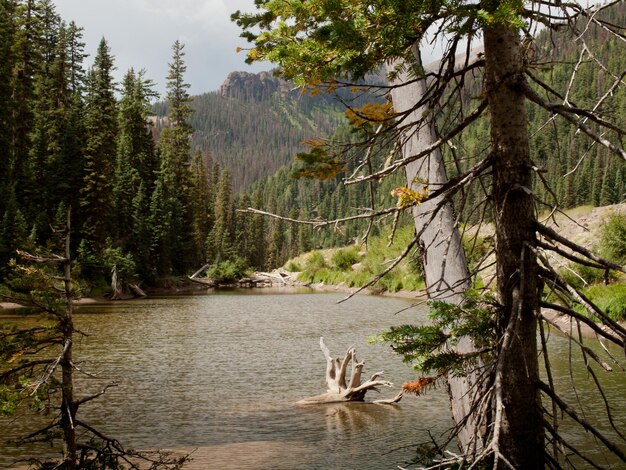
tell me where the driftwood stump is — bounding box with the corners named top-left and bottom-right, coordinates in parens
top-left (297, 338), bottom-right (402, 405)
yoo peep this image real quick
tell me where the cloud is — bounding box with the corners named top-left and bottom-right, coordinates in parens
top-left (129, 0), bottom-right (232, 27)
top-left (53, 0), bottom-right (268, 95)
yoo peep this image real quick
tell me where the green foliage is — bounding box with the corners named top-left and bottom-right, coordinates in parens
top-left (583, 283), bottom-right (626, 322)
top-left (303, 251), bottom-right (328, 275)
top-left (207, 258), bottom-right (249, 284)
top-left (558, 263), bottom-right (607, 290)
top-left (232, 1), bottom-right (448, 85)
top-left (293, 146), bottom-right (345, 180)
top-left (331, 246), bottom-right (360, 271)
top-left (599, 213), bottom-right (626, 265)
top-left (102, 242), bottom-right (138, 285)
top-left (292, 225), bottom-right (424, 292)
top-left (0, 385), bottom-right (20, 416)
top-left (81, 38), bottom-right (118, 251)
top-left (377, 291), bottom-right (497, 375)
top-left (285, 261), bottom-right (302, 272)
top-left (462, 233), bottom-right (492, 271)
top-left (376, 271), bottom-right (422, 293)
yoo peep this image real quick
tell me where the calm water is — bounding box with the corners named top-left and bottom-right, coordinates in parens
top-left (1, 289), bottom-right (624, 469)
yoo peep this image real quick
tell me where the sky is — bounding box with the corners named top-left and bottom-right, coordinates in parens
top-left (53, 1), bottom-right (599, 98)
top-left (53, 0), bottom-right (269, 96)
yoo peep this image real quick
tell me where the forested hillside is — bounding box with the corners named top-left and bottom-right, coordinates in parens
top-left (153, 71), bottom-right (345, 192)
top-left (1, 0), bottom-right (624, 292)
top-left (0, 1), bottom-right (266, 290)
top-left (444, 3), bottom-right (626, 223)
top-left (233, 1), bottom-right (626, 267)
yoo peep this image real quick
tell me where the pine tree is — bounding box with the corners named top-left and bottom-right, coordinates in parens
top-left (208, 167), bottom-right (234, 262)
top-left (114, 68), bottom-right (158, 251)
top-left (150, 40), bottom-right (195, 275)
top-left (189, 149), bottom-right (213, 262)
top-left (9, 0), bottom-right (46, 209)
top-left (80, 37), bottom-right (117, 253)
top-left (0, 0), bottom-right (16, 217)
top-left (27, 12), bottom-right (87, 240)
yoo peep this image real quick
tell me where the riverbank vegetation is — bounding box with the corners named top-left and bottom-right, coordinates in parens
top-left (292, 206), bottom-right (626, 323)
top-left (0, 212), bottom-right (187, 468)
top-left (291, 225), bottom-right (424, 293)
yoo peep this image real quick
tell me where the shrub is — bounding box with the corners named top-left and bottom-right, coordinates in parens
top-left (304, 251), bottom-right (327, 274)
top-left (286, 261), bottom-right (302, 272)
top-left (584, 283), bottom-right (626, 322)
top-left (599, 213), bottom-right (626, 265)
top-left (559, 263), bottom-right (606, 290)
top-left (331, 246), bottom-right (360, 271)
top-left (208, 258), bottom-right (249, 283)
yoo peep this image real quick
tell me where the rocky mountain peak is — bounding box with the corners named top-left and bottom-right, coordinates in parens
top-left (218, 70), bottom-right (292, 100)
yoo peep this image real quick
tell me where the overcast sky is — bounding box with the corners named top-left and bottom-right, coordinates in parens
top-left (54, 0), bottom-right (269, 97)
top-left (53, 1), bottom-right (598, 98)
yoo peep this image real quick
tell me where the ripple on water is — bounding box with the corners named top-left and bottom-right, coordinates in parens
top-left (1, 291), bottom-right (624, 469)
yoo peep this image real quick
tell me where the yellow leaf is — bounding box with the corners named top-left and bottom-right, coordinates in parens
top-left (391, 186), bottom-right (429, 208)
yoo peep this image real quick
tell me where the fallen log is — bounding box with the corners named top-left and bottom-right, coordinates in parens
top-left (297, 337), bottom-right (401, 405)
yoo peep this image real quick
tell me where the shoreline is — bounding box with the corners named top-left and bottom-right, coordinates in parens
top-left (1, 280), bottom-right (621, 340)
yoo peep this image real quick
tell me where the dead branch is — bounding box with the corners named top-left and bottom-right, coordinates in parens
top-left (74, 382), bottom-right (119, 407)
top-left (538, 381), bottom-right (626, 462)
top-left (345, 99), bottom-right (488, 185)
top-left (540, 301), bottom-right (624, 348)
top-left (238, 205), bottom-right (399, 228)
top-left (541, 314), bottom-right (612, 371)
top-left (535, 222), bottom-right (626, 273)
top-left (523, 82), bottom-right (626, 161)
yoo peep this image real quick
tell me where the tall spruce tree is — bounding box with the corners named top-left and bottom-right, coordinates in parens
top-left (151, 40), bottom-right (195, 275)
top-left (0, 0), bottom-right (16, 217)
top-left (207, 167), bottom-right (234, 262)
top-left (28, 11), bottom-right (87, 240)
top-left (114, 68), bottom-right (158, 252)
top-left (189, 148), bottom-right (213, 263)
top-left (80, 37), bottom-right (117, 253)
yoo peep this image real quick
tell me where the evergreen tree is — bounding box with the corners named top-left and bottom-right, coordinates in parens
top-left (0, 0), bottom-right (16, 217)
top-left (150, 40), bottom-right (195, 275)
top-left (189, 149), bottom-right (213, 262)
top-left (114, 68), bottom-right (158, 251)
top-left (80, 37), bottom-right (117, 253)
top-left (9, 0), bottom-right (46, 207)
top-left (27, 14), bottom-right (86, 240)
top-left (0, 194), bottom-right (28, 275)
top-left (208, 167), bottom-right (234, 262)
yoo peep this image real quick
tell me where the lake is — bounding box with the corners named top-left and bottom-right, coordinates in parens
top-left (1, 289), bottom-right (624, 468)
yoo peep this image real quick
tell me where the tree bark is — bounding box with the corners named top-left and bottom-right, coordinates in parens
top-left (60, 210), bottom-right (77, 468)
top-left (387, 45), bottom-right (486, 456)
top-left (484, 24), bottom-right (544, 468)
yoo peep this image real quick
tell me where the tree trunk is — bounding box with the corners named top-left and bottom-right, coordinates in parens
top-left (60, 210), bottom-right (77, 468)
top-left (484, 24), bottom-right (544, 468)
top-left (387, 45), bottom-right (486, 456)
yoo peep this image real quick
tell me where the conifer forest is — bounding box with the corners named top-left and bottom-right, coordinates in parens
top-left (1, 1), bottom-right (625, 289)
top-left (1, 0), bottom-right (626, 468)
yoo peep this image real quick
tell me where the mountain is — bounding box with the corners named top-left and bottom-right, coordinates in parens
top-left (153, 70), bottom-right (345, 193)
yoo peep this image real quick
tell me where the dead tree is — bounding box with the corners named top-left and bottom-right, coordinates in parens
top-left (297, 338), bottom-right (402, 405)
top-left (0, 210), bottom-right (187, 469)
